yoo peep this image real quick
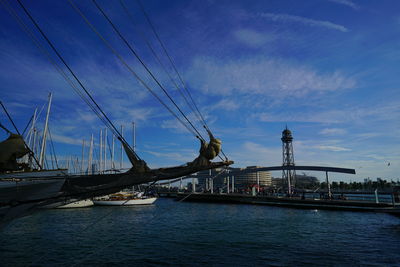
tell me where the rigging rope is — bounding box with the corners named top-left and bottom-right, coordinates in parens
top-left (119, 0), bottom-right (206, 130)
top-left (0, 122), bottom-right (12, 135)
top-left (66, 0), bottom-right (200, 141)
top-left (135, 0), bottom-right (210, 130)
top-left (134, 0), bottom-right (229, 161)
top-left (92, 0), bottom-right (205, 142)
top-left (2, 0), bottom-right (107, 131)
top-left (21, 113), bottom-right (33, 136)
top-left (47, 126), bottom-right (59, 169)
top-left (14, 0), bottom-right (140, 161)
top-left (0, 101), bottom-right (20, 135)
top-left (1, 0), bottom-right (127, 164)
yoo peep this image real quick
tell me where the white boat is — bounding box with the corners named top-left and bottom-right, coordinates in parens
top-left (56, 199), bottom-right (94, 209)
top-left (93, 191), bottom-right (157, 206)
top-left (93, 197), bottom-right (157, 206)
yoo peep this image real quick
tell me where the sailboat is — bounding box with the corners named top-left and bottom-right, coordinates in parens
top-left (56, 199), bottom-right (94, 209)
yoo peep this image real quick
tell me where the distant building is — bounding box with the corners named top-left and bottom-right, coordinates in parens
top-left (196, 166), bottom-right (272, 190)
top-left (232, 166), bottom-right (272, 187)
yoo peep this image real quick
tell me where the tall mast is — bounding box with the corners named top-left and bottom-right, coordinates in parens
top-left (81, 139), bottom-right (85, 173)
top-left (104, 128), bottom-right (107, 172)
top-left (39, 93), bottom-right (52, 169)
top-left (132, 121), bottom-right (136, 152)
top-left (99, 129), bottom-right (102, 173)
top-left (111, 134), bottom-right (115, 171)
top-left (88, 134), bottom-right (93, 174)
top-left (33, 128), bottom-right (37, 156)
top-left (120, 125), bottom-right (124, 169)
top-left (27, 108), bottom-right (37, 167)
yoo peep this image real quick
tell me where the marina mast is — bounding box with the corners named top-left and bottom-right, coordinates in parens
top-left (39, 92), bottom-right (52, 169)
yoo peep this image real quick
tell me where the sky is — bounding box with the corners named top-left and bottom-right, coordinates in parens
top-left (0, 0), bottom-right (399, 182)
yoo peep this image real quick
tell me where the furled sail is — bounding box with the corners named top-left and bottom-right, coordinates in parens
top-left (0, 134), bottom-right (29, 172)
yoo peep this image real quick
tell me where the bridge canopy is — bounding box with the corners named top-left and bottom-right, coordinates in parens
top-left (235, 166), bottom-right (356, 174)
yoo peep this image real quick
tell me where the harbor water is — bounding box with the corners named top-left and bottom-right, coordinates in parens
top-left (1, 198), bottom-right (400, 266)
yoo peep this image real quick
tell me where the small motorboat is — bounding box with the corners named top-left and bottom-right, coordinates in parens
top-left (93, 191), bottom-right (157, 206)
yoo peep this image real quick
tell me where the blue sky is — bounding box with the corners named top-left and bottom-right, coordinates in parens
top-left (0, 0), bottom-right (399, 182)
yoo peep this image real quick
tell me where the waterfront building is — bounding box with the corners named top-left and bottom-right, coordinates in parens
top-left (196, 166), bottom-right (272, 190)
top-left (232, 166), bottom-right (272, 187)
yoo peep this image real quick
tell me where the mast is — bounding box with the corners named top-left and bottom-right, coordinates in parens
top-left (104, 128), bottom-right (107, 172)
top-left (66, 156), bottom-right (70, 174)
top-left (111, 134), bottom-right (115, 171)
top-left (27, 108), bottom-right (37, 167)
top-left (88, 134), bottom-right (93, 174)
top-left (39, 93), bottom-right (52, 169)
top-left (32, 128), bottom-right (37, 156)
top-left (120, 125), bottom-right (124, 169)
top-left (132, 121), bottom-right (136, 152)
top-left (99, 129), bottom-right (102, 173)
top-left (81, 139), bottom-right (85, 173)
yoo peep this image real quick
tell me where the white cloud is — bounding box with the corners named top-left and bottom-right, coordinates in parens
top-left (185, 57), bottom-right (355, 99)
top-left (211, 99), bottom-right (239, 111)
top-left (258, 13), bottom-right (349, 32)
top-left (256, 102), bottom-right (400, 124)
top-left (315, 145), bottom-right (351, 152)
top-left (319, 128), bottom-right (347, 135)
top-left (233, 29), bottom-right (275, 48)
top-left (327, 0), bottom-right (360, 10)
top-left (51, 133), bottom-right (83, 146)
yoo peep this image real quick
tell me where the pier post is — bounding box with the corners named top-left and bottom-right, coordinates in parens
top-left (211, 178), bottom-right (213, 194)
top-left (192, 177), bottom-right (195, 192)
top-left (232, 175), bottom-right (235, 193)
top-left (374, 189), bottom-right (379, 203)
top-left (325, 171), bottom-right (332, 199)
top-left (257, 172), bottom-right (260, 193)
top-left (227, 176), bottom-right (230, 194)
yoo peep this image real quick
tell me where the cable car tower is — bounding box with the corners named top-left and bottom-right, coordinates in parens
top-left (281, 127), bottom-right (296, 195)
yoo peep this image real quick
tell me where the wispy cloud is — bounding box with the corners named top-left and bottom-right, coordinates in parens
top-left (257, 13), bottom-right (349, 32)
top-left (327, 0), bottom-right (360, 10)
top-left (210, 99), bottom-right (239, 111)
top-left (232, 29), bottom-right (275, 48)
top-left (185, 57), bottom-right (355, 99)
top-left (316, 145), bottom-right (351, 152)
top-left (319, 128), bottom-right (347, 135)
top-left (255, 102), bottom-right (400, 124)
top-left (51, 133), bottom-right (83, 146)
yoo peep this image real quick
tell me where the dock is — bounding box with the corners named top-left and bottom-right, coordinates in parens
top-left (173, 192), bottom-right (400, 216)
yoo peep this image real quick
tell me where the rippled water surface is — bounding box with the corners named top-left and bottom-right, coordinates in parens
top-left (1, 198), bottom-right (400, 266)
